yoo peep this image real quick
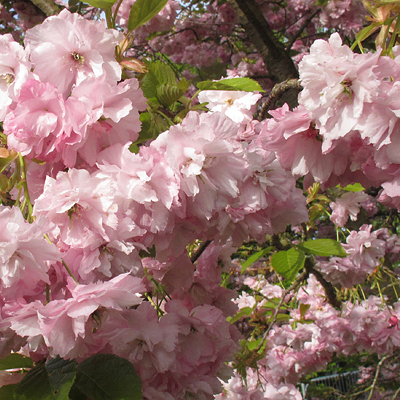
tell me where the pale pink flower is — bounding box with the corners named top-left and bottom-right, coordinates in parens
top-left (257, 104), bottom-right (350, 185)
top-left (0, 206), bottom-right (60, 296)
top-left (24, 9), bottom-right (123, 97)
top-left (234, 292), bottom-right (256, 309)
top-left (9, 274), bottom-right (144, 358)
top-left (33, 169), bottom-right (118, 249)
top-left (263, 383), bottom-right (302, 400)
top-left (344, 225), bottom-right (386, 271)
top-left (299, 33), bottom-right (385, 152)
top-left (0, 34), bottom-right (32, 121)
top-left (4, 79), bottom-right (73, 164)
top-left (330, 191), bottom-right (370, 227)
top-left (198, 90), bottom-right (261, 123)
top-left (317, 257), bottom-right (367, 288)
top-left (152, 111), bottom-right (247, 218)
top-left (66, 77), bottom-right (147, 166)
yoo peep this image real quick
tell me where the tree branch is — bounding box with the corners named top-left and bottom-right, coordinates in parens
top-left (228, 0), bottom-right (300, 108)
top-left (28, 0), bottom-right (63, 16)
top-left (258, 78), bottom-right (302, 120)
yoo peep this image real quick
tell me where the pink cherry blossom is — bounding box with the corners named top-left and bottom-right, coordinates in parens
top-left (198, 90), bottom-right (261, 123)
top-left (0, 34), bottom-right (32, 121)
top-left (0, 206), bottom-right (60, 296)
top-left (24, 9), bottom-right (123, 97)
top-left (330, 191), bottom-right (370, 227)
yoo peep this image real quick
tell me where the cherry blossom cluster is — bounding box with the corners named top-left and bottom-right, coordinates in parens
top-left (222, 266), bottom-right (400, 400)
top-left (257, 33), bottom-right (400, 204)
top-left (0, 8), bottom-right (311, 400)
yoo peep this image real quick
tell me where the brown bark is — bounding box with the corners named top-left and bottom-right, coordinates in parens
top-left (28, 0), bottom-right (62, 16)
top-left (228, 0), bottom-right (301, 109)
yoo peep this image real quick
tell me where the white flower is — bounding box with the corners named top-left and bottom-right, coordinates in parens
top-left (198, 90), bottom-right (261, 123)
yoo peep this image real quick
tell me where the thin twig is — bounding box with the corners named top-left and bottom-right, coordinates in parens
top-left (391, 386), bottom-right (400, 400)
top-left (367, 356), bottom-right (389, 400)
top-left (286, 9), bottom-right (321, 51)
top-left (191, 240), bottom-right (212, 263)
top-left (261, 268), bottom-right (309, 341)
top-left (258, 79), bottom-right (302, 120)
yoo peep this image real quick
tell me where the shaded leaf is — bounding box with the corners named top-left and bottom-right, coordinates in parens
top-left (14, 358), bottom-right (76, 400)
top-left (46, 357), bottom-right (77, 400)
top-left (74, 354), bottom-right (141, 400)
top-left (0, 383), bottom-right (18, 399)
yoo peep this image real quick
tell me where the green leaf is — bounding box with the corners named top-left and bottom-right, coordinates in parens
top-left (140, 62), bottom-right (177, 102)
top-left (178, 78), bottom-right (190, 93)
top-left (134, 111), bottom-right (171, 146)
top-left (247, 338), bottom-right (262, 351)
top-left (0, 383), bottom-right (18, 399)
top-left (84, 0), bottom-right (118, 9)
top-left (46, 357), bottom-right (77, 399)
top-left (68, 385), bottom-right (87, 400)
top-left (337, 183), bottom-right (365, 192)
top-left (299, 303), bottom-right (311, 319)
top-left (128, 0), bottom-right (169, 31)
top-left (271, 248), bottom-right (305, 282)
top-left (151, 62), bottom-right (176, 86)
top-left (273, 314), bottom-right (291, 321)
top-left (15, 358), bottom-right (76, 400)
top-left (227, 307), bottom-right (253, 324)
top-left (156, 84), bottom-right (182, 107)
top-left (74, 354), bottom-right (141, 400)
top-left (0, 353), bottom-right (33, 370)
top-left (262, 300), bottom-right (286, 309)
top-left (197, 78), bottom-right (265, 92)
top-left (299, 239), bottom-right (346, 257)
top-left (241, 247), bottom-right (273, 273)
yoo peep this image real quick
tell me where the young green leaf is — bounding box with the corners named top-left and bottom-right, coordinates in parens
top-left (299, 239), bottom-right (346, 257)
top-left (299, 303), bottom-right (311, 319)
top-left (241, 247), bottom-right (273, 273)
top-left (227, 307), bottom-right (253, 324)
top-left (271, 248), bottom-right (305, 282)
top-left (197, 77), bottom-right (265, 92)
top-left (156, 84), bottom-right (182, 107)
top-left (247, 338), bottom-right (263, 351)
top-left (128, 0), bottom-right (169, 31)
top-left (84, 0), bottom-right (118, 9)
top-left (336, 183), bottom-right (365, 192)
top-left (74, 354), bottom-right (142, 400)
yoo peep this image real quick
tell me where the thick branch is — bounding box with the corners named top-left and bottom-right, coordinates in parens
top-left (228, 0), bottom-right (300, 108)
top-left (259, 78), bottom-right (302, 120)
top-left (28, 0), bottom-right (62, 16)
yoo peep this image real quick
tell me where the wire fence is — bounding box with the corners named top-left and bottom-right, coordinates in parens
top-left (301, 370), bottom-right (361, 399)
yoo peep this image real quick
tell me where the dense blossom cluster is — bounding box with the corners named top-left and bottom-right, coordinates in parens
top-left (0, 8), bottom-right (309, 399)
